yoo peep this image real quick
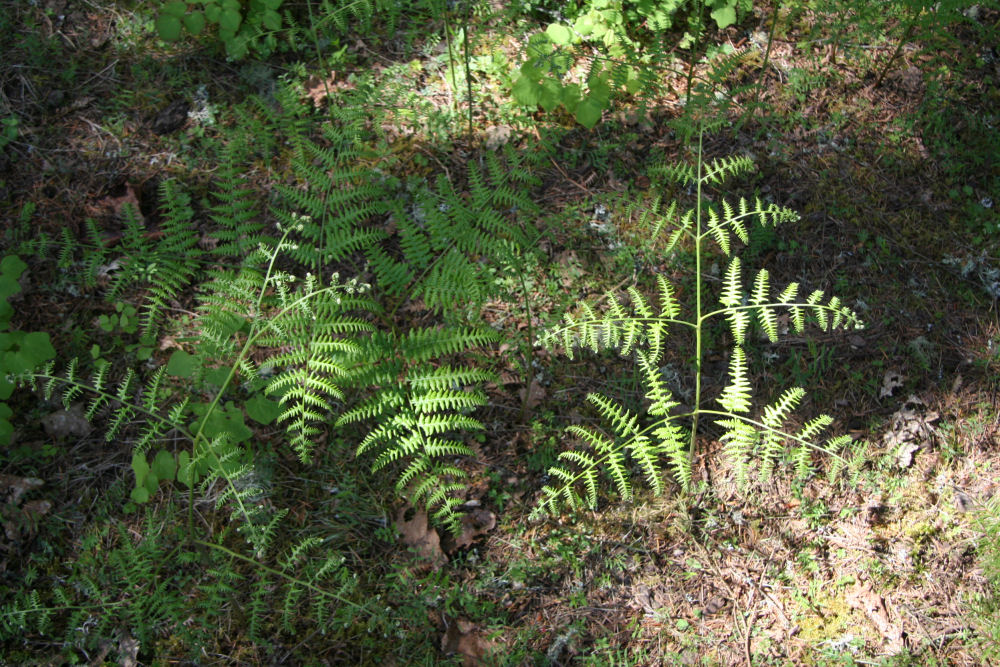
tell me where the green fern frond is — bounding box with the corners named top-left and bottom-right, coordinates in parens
top-left (636, 351), bottom-right (677, 417)
top-left (751, 270), bottom-right (780, 342)
top-left (397, 326), bottom-right (501, 362)
top-left (720, 257), bottom-right (743, 307)
top-left (758, 387), bottom-right (806, 481)
top-left (717, 346), bottom-right (753, 414)
top-left (553, 445), bottom-right (606, 508)
top-left (542, 280), bottom-right (684, 361)
top-left (718, 418), bottom-right (758, 489)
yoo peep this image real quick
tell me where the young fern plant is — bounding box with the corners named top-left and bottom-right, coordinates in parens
top-left (29, 221), bottom-right (371, 553)
top-left (534, 130), bottom-right (865, 517)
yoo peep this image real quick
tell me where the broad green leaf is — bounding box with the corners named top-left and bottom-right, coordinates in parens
top-left (625, 67), bottom-right (642, 94)
top-left (538, 78), bottom-right (562, 112)
top-left (143, 472), bottom-right (160, 494)
top-left (711, 4), bottom-right (737, 29)
top-left (246, 394), bottom-right (282, 425)
top-left (204, 3), bottom-right (221, 21)
top-left (162, 1), bottom-right (188, 18)
top-left (262, 0), bottom-right (283, 8)
top-left (574, 15), bottom-right (595, 36)
top-left (151, 449), bottom-right (177, 481)
top-left (219, 7), bottom-right (242, 33)
top-left (20, 331), bottom-right (55, 367)
top-left (0, 377), bottom-right (12, 401)
top-left (0, 256), bottom-right (26, 300)
top-left (588, 76), bottom-right (612, 105)
top-left (575, 97), bottom-right (604, 128)
top-left (131, 451), bottom-right (150, 483)
top-left (511, 75), bottom-right (540, 107)
top-left (191, 402), bottom-right (252, 443)
top-left (183, 10), bottom-right (206, 35)
top-left (130, 486), bottom-right (151, 503)
top-left (262, 9), bottom-right (281, 31)
top-left (176, 450), bottom-right (194, 488)
top-left (545, 23), bottom-right (573, 45)
top-left (156, 14), bottom-right (184, 41)
top-left (226, 36), bottom-right (248, 59)
top-left (166, 349), bottom-right (196, 378)
top-left (205, 366), bottom-right (230, 389)
top-left (0, 402), bottom-right (13, 446)
top-left (560, 82), bottom-right (582, 108)
top-left (525, 32), bottom-right (554, 57)
top-left (3, 348), bottom-right (31, 374)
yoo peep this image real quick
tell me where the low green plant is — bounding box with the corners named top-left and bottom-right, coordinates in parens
top-left (972, 494), bottom-right (1000, 660)
top-left (533, 125), bottom-right (866, 516)
top-left (156, 0), bottom-right (285, 58)
top-left (0, 255), bottom-right (56, 446)
top-left (0, 115), bottom-right (17, 151)
top-left (510, 0), bottom-right (754, 127)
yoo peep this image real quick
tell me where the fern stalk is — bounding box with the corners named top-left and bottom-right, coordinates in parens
top-left (691, 126), bottom-right (706, 457)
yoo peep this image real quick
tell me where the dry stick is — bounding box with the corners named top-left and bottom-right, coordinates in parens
top-left (873, 8), bottom-right (920, 89)
top-left (754, 2), bottom-right (782, 119)
top-left (462, 0), bottom-right (474, 140)
top-left (548, 157), bottom-right (593, 195)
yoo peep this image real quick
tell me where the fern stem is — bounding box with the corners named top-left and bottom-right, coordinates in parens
top-left (690, 126), bottom-right (705, 460)
top-left (462, 0), bottom-right (475, 139)
top-left (695, 409), bottom-right (854, 467)
top-left (873, 7), bottom-right (920, 89)
top-left (443, 6), bottom-right (459, 116)
top-left (192, 540), bottom-right (370, 612)
top-left (682, 0), bottom-right (707, 124)
top-left (754, 2), bottom-right (782, 118)
top-left (516, 264), bottom-right (534, 424)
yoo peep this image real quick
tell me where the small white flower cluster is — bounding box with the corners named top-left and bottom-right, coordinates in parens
top-left (187, 85), bottom-right (217, 126)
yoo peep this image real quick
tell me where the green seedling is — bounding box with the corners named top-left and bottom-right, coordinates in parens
top-left (0, 256), bottom-right (56, 444)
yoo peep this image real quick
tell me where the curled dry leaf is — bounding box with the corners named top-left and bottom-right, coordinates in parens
top-left (441, 617), bottom-right (495, 666)
top-left (880, 370), bottom-right (905, 399)
top-left (518, 380), bottom-right (546, 410)
top-left (484, 125), bottom-right (511, 151)
top-left (396, 506), bottom-right (447, 569)
top-left (3, 496), bottom-right (51, 541)
top-left (701, 594), bottom-right (728, 616)
top-left (884, 395), bottom-right (939, 468)
top-left (445, 508), bottom-right (496, 553)
top-left (0, 474), bottom-right (43, 505)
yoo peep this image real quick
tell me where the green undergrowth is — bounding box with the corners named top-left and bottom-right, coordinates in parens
top-left (1, 0), bottom-right (1000, 663)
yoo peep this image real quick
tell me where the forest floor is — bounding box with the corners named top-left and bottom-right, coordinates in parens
top-left (2, 0), bottom-right (1000, 664)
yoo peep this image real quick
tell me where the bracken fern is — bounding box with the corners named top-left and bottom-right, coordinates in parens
top-left (534, 126), bottom-right (865, 517)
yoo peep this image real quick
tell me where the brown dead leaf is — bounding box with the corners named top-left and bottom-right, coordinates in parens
top-left (484, 125), bottom-right (511, 150)
top-left (846, 580), bottom-right (905, 653)
top-left (880, 370), bottom-right (905, 399)
top-left (441, 617), bottom-right (495, 666)
top-left (0, 474), bottom-right (43, 505)
top-left (5, 499), bottom-right (52, 540)
top-left (702, 594), bottom-right (728, 615)
top-left (396, 506), bottom-right (446, 569)
top-left (884, 395), bottom-right (939, 467)
top-left (305, 74), bottom-right (337, 107)
top-left (90, 183), bottom-right (144, 221)
top-left (518, 380), bottom-right (546, 410)
top-left (445, 508), bottom-right (496, 553)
